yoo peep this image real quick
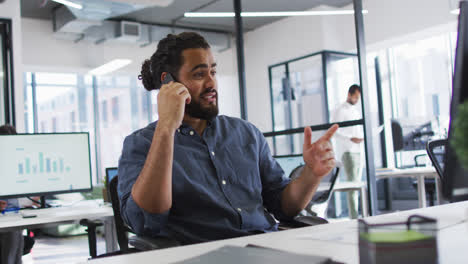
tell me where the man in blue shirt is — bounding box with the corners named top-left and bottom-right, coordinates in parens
top-left (118, 32), bottom-right (338, 245)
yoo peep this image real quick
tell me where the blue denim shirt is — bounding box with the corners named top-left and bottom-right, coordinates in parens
top-left (118, 115), bottom-right (291, 245)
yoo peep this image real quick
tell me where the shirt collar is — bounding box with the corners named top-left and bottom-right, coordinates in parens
top-left (177, 116), bottom-right (218, 135)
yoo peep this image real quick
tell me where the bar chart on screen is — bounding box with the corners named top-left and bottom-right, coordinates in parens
top-left (16, 151), bottom-right (72, 176)
top-left (0, 133), bottom-right (92, 198)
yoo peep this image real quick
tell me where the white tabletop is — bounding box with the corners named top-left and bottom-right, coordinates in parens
top-left (0, 200), bottom-right (113, 231)
top-left (376, 167), bottom-right (437, 178)
top-left (85, 201), bottom-right (468, 264)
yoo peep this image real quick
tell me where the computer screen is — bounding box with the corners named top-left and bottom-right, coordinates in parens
top-left (105, 167), bottom-right (118, 186)
top-left (443, 0), bottom-right (468, 202)
top-left (274, 155), bottom-right (305, 178)
top-left (0, 133), bottom-right (93, 199)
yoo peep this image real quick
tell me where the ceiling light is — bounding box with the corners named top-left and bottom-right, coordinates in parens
top-left (89, 59), bottom-right (132, 76)
top-left (52, 0), bottom-right (83, 10)
top-left (451, 8), bottom-right (460, 15)
top-left (184, 10), bottom-right (368, 18)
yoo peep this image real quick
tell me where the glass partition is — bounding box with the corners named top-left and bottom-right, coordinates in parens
top-left (268, 51), bottom-right (361, 156)
top-left (0, 30), bottom-right (5, 125)
top-left (0, 20), bottom-right (12, 126)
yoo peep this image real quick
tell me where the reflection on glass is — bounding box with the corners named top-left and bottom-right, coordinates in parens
top-left (270, 65), bottom-right (287, 131)
top-left (289, 55), bottom-right (326, 128)
top-left (391, 34), bottom-right (453, 167)
top-left (269, 51), bottom-right (360, 156)
top-left (325, 53), bottom-right (360, 118)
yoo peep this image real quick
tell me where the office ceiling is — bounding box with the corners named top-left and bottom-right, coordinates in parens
top-left (20, 0), bottom-right (353, 32)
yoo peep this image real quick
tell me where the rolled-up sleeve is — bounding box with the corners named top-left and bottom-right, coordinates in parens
top-left (254, 127), bottom-right (292, 221)
top-left (118, 131), bottom-right (169, 237)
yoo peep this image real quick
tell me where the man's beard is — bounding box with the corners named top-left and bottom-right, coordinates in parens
top-left (185, 90), bottom-right (219, 120)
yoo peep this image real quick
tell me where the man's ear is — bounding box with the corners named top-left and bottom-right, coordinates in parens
top-left (160, 72), bottom-right (168, 82)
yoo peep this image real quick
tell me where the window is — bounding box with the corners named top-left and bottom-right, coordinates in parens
top-left (389, 34), bottom-right (454, 167)
top-left (70, 111), bottom-right (76, 131)
top-left (111, 96), bottom-right (119, 121)
top-left (22, 73), bottom-right (155, 184)
top-left (24, 72), bottom-right (156, 184)
top-left (101, 100), bottom-right (108, 125)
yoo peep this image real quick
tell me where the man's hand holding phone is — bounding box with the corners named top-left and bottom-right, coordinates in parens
top-left (157, 73), bottom-right (191, 132)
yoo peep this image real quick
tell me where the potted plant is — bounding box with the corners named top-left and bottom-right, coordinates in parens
top-left (451, 101), bottom-right (468, 170)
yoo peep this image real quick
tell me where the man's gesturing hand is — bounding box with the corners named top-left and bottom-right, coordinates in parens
top-left (303, 124), bottom-right (339, 179)
top-left (157, 82), bottom-right (192, 132)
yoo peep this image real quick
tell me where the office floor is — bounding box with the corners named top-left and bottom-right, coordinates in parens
top-left (22, 234), bottom-right (105, 264)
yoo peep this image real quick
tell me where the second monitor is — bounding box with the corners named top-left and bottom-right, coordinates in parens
top-left (0, 133), bottom-right (93, 199)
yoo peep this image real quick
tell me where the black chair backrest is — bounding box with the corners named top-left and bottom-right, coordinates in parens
top-left (426, 139), bottom-right (447, 179)
top-left (392, 120), bottom-right (404, 151)
top-left (109, 176), bottom-right (131, 252)
top-left (289, 165), bottom-right (340, 204)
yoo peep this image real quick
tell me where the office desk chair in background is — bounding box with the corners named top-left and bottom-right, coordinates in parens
top-left (274, 155), bottom-right (339, 221)
top-left (426, 139), bottom-right (447, 178)
top-left (289, 165), bottom-right (340, 219)
top-left (418, 139), bottom-right (447, 206)
top-left (392, 120), bottom-right (439, 206)
top-left (108, 176), bottom-right (180, 253)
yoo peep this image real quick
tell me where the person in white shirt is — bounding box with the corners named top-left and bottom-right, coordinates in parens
top-left (331, 84), bottom-right (363, 219)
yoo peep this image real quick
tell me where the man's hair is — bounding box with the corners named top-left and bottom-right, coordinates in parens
top-left (348, 84), bottom-right (361, 95)
top-left (0, 124), bottom-right (17, 135)
top-left (139, 32), bottom-right (210, 91)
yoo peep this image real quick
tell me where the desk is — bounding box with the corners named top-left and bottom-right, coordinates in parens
top-left (86, 201), bottom-right (468, 264)
top-left (376, 167), bottom-right (439, 208)
top-left (0, 200), bottom-right (117, 253)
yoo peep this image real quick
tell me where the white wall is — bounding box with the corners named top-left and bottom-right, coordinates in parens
top-left (216, 43), bottom-right (241, 118)
top-left (22, 18), bottom-right (155, 74)
top-left (0, 0), bottom-right (23, 131)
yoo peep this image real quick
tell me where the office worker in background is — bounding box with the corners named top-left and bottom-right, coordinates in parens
top-left (331, 85), bottom-right (364, 219)
top-left (118, 32), bottom-right (339, 245)
top-left (0, 125), bottom-right (34, 264)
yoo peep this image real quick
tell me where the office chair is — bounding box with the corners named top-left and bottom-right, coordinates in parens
top-left (409, 139), bottom-right (447, 207)
top-left (426, 139), bottom-right (447, 178)
top-left (277, 165), bottom-right (340, 230)
top-left (392, 120), bottom-right (439, 206)
top-left (108, 176), bottom-right (180, 253)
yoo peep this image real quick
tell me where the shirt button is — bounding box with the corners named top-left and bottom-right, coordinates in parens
top-left (237, 208), bottom-right (242, 212)
top-left (222, 180), bottom-right (226, 185)
top-left (211, 151), bottom-right (215, 156)
top-left (189, 131), bottom-right (194, 136)
top-left (177, 129), bottom-right (181, 133)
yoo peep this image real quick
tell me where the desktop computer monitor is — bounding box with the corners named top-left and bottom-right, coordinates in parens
top-left (0, 133), bottom-right (93, 199)
top-left (105, 167), bottom-right (118, 186)
top-left (443, 1), bottom-right (468, 202)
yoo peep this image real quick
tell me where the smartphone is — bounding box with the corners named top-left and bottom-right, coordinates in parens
top-left (162, 73), bottom-right (175, 84)
top-left (162, 73), bottom-right (189, 104)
